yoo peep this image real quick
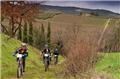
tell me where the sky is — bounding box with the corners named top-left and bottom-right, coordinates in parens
top-left (37, 0), bottom-right (120, 14)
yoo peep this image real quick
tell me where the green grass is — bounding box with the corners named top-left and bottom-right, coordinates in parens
top-left (1, 34), bottom-right (64, 79)
top-left (96, 53), bottom-right (120, 79)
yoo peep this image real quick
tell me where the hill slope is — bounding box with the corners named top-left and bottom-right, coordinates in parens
top-left (96, 53), bottom-right (120, 79)
top-left (41, 5), bottom-right (120, 18)
top-left (1, 34), bottom-right (64, 79)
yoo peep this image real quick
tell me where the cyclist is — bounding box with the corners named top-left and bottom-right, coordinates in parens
top-left (13, 43), bottom-right (28, 72)
top-left (53, 47), bottom-right (59, 64)
top-left (42, 44), bottom-right (51, 63)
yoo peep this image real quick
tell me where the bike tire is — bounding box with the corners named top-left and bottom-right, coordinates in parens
top-left (20, 66), bottom-right (23, 76)
top-left (17, 67), bottom-right (21, 78)
top-left (45, 59), bottom-right (48, 71)
top-left (54, 56), bottom-right (58, 64)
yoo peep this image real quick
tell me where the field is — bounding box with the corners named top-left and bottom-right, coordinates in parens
top-left (33, 13), bottom-right (119, 43)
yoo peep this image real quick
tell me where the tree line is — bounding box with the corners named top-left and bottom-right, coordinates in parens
top-left (17, 22), bottom-right (51, 50)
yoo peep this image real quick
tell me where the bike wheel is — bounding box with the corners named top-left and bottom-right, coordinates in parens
top-left (20, 65), bottom-right (23, 76)
top-left (54, 56), bottom-right (58, 64)
top-left (45, 59), bottom-right (48, 71)
top-left (17, 67), bottom-right (21, 78)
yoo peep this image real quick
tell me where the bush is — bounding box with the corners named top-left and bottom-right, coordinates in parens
top-left (103, 21), bottom-right (120, 52)
top-left (54, 25), bottom-right (98, 78)
top-left (63, 39), bottom-right (97, 77)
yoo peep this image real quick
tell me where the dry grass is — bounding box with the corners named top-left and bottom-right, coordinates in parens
top-left (51, 24), bottom-right (99, 78)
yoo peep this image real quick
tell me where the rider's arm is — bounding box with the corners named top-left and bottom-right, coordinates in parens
top-left (42, 49), bottom-right (46, 54)
top-left (24, 49), bottom-right (28, 57)
top-left (48, 49), bottom-right (51, 54)
top-left (13, 49), bottom-right (19, 56)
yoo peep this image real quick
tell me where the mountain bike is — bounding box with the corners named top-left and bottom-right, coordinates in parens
top-left (54, 54), bottom-right (58, 64)
top-left (44, 53), bottom-right (50, 71)
top-left (16, 53), bottom-right (24, 78)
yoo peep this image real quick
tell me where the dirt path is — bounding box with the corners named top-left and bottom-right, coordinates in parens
top-left (98, 18), bottom-right (111, 47)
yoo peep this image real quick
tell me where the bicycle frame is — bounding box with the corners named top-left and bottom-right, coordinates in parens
top-left (54, 55), bottom-right (58, 64)
top-left (44, 53), bottom-right (50, 71)
top-left (16, 53), bottom-right (23, 78)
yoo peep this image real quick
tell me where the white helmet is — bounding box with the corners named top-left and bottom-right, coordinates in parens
top-left (45, 44), bottom-right (48, 48)
top-left (21, 43), bottom-right (27, 46)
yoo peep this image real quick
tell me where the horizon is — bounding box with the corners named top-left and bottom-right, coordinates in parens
top-left (39, 1), bottom-right (120, 14)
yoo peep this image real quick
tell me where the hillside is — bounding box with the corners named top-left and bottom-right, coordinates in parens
top-left (1, 34), bottom-right (64, 79)
top-left (96, 53), bottom-right (120, 79)
top-left (34, 13), bottom-right (120, 79)
top-left (34, 13), bottom-right (119, 43)
top-left (1, 1), bottom-right (120, 79)
top-left (41, 5), bottom-right (120, 18)
top-left (1, 18), bottom-right (120, 79)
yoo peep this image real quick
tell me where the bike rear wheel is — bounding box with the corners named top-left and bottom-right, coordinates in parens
top-left (45, 59), bottom-right (49, 71)
top-left (54, 56), bottom-right (58, 64)
top-left (17, 67), bottom-right (22, 78)
top-left (17, 63), bottom-right (23, 78)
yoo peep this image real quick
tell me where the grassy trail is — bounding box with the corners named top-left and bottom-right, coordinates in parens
top-left (1, 34), bottom-right (120, 79)
top-left (1, 34), bottom-right (64, 79)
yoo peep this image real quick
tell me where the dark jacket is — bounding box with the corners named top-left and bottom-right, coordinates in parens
top-left (53, 48), bottom-right (59, 55)
top-left (42, 48), bottom-right (51, 55)
top-left (14, 47), bottom-right (28, 58)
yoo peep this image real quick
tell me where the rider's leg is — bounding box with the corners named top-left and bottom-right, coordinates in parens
top-left (16, 58), bottom-right (19, 65)
top-left (50, 56), bottom-right (51, 61)
top-left (43, 56), bottom-right (45, 63)
top-left (48, 57), bottom-right (50, 65)
top-left (22, 58), bottom-right (26, 72)
top-left (56, 56), bottom-right (58, 63)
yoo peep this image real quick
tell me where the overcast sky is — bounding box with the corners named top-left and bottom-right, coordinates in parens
top-left (37, 1), bottom-right (120, 14)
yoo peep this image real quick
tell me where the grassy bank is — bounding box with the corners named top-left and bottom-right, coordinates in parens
top-left (96, 53), bottom-right (120, 79)
top-left (1, 34), bottom-right (64, 79)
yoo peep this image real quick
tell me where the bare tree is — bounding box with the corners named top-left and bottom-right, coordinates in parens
top-left (1, 1), bottom-right (39, 38)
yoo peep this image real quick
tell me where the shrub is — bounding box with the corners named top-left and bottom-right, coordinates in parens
top-left (54, 25), bottom-right (98, 78)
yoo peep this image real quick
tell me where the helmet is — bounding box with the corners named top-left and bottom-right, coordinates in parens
top-left (21, 43), bottom-right (27, 47)
top-left (55, 48), bottom-right (58, 51)
top-left (44, 44), bottom-right (48, 48)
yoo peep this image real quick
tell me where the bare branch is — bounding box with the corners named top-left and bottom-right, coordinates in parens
top-left (13, 18), bottom-right (23, 35)
top-left (1, 23), bottom-right (9, 33)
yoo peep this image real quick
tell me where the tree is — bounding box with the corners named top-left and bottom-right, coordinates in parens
top-left (28, 22), bottom-right (33, 45)
top-left (1, 1), bottom-right (39, 38)
top-left (33, 27), bottom-right (40, 48)
top-left (23, 22), bottom-right (28, 43)
top-left (18, 26), bottom-right (22, 41)
top-left (40, 23), bottom-right (46, 49)
top-left (47, 22), bottom-right (51, 45)
top-left (33, 24), bottom-right (46, 50)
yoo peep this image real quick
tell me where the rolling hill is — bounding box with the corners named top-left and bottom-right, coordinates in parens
top-left (1, 4), bottom-right (120, 78)
top-left (41, 5), bottom-right (120, 18)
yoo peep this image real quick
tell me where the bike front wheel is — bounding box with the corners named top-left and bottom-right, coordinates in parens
top-left (17, 65), bottom-right (23, 78)
top-left (44, 59), bottom-right (49, 71)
